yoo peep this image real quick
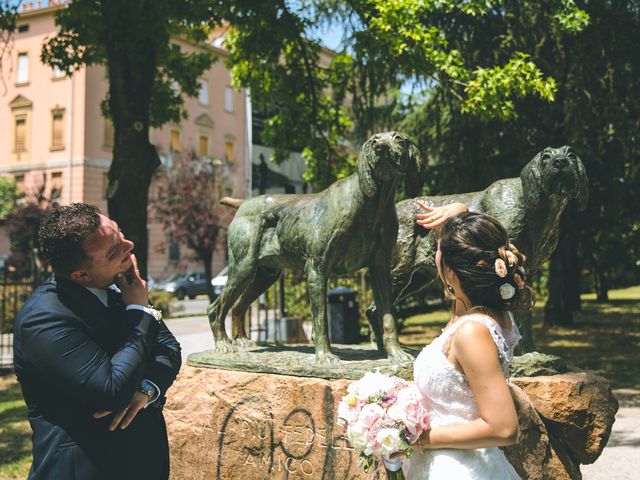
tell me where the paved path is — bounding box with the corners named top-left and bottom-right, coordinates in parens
top-left (581, 391), bottom-right (640, 480)
top-left (165, 315), bottom-right (640, 479)
top-left (170, 297), bottom-right (209, 318)
top-left (166, 315), bottom-right (214, 361)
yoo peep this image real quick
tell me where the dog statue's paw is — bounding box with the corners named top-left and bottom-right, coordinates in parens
top-left (387, 347), bottom-right (414, 363)
top-left (233, 337), bottom-right (257, 349)
top-left (315, 350), bottom-right (340, 364)
top-left (212, 339), bottom-right (237, 354)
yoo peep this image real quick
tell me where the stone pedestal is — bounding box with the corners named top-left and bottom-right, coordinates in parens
top-left (163, 347), bottom-right (618, 480)
top-left (504, 372), bottom-right (618, 480)
top-left (164, 365), bottom-right (380, 480)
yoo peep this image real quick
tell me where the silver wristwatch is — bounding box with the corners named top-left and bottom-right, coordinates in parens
top-left (137, 379), bottom-right (157, 399)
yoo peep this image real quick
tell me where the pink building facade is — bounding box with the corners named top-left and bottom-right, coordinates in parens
top-left (0, 3), bottom-right (250, 280)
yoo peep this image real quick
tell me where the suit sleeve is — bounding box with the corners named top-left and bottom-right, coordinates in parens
top-left (18, 306), bottom-right (160, 412)
top-left (142, 320), bottom-right (181, 398)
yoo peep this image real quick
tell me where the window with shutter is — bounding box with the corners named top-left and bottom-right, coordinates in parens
top-left (51, 109), bottom-right (65, 149)
top-left (15, 117), bottom-right (27, 152)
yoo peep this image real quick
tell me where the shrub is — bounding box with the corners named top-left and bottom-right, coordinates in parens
top-left (148, 291), bottom-right (176, 318)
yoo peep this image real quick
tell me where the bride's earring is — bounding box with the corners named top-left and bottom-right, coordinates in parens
top-left (446, 284), bottom-right (455, 296)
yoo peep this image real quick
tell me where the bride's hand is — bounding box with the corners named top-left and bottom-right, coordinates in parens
top-left (388, 452), bottom-right (405, 460)
top-left (416, 200), bottom-right (468, 229)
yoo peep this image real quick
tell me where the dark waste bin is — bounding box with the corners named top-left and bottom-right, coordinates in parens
top-left (327, 286), bottom-right (360, 344)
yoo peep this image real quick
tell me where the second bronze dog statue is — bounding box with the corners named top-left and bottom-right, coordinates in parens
top-left (367, 146), bottom-right (588, 351)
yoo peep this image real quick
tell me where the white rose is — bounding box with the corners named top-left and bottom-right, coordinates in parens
top-left (376, 428), bottom-right (406, 456)
top-left (347, 422), bottom-right (368, 450)
top-left (353, 371), bottom-right (395, 399)
top-left (499, 283), bottom-right (516, 300)
top-left (386, 403), bottom-right (407, 424)
top-left (337, 401), bottom-right (355, 424)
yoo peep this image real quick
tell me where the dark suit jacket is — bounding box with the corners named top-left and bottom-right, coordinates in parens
top-left (13, 274), bottom-right (182, 479)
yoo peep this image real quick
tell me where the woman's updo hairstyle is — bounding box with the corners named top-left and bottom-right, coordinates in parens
top-left (438, 212), bottom-right (534, 313)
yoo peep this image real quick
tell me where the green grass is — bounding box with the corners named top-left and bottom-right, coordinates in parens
top-left (400, 309), bottom-right (451, 347)
top-left (0, 376), bottom-right (31, 480)
top-left (401, 285), bottom-right (640, 389)
top-left (581, 284), bottom-right (640, 301)
top-left (531, 285), bottom-right (640, 389)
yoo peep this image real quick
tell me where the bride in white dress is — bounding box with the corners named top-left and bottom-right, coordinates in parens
top-left (404, 204), bottom-right (531, 479)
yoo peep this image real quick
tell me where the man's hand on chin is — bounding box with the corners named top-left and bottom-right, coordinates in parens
top-left (93, 391), bottom-right (150, 431)
top-left (116, 254), bottom-right (149, 306)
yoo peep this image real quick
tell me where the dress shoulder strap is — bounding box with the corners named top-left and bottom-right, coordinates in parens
top-left (506, 312), bottom-right (522, 353)
top-left (450, 313), bottom-right (515, 375)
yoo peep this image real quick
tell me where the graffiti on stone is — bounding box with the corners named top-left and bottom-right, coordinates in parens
top-left (215, 387), bottom-right (380, 479)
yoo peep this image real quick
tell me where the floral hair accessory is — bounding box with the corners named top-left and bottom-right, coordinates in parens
top-left (500, 283), bottom-right (516, 300)
top-left (494, 258), bottom-right (507, 278)
top-left (505, 250), bottom-right (517, 267)
top-left (514, 272), bottom-right (525, 290)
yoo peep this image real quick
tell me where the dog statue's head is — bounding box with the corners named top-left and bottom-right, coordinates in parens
top-left (520, 146), bottom-right (589, 210)
top-left (357, 131), bottom-right (425, 198)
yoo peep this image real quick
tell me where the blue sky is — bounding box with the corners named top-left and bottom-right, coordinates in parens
top-left (311, 23), bottom-right (344, 51)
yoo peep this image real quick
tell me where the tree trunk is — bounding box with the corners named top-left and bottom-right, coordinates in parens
top-left (108, 138), bottom-right (158, 280)
top-left (544, 250), bottom-right (566, 326)
top-left (544, 218), bottom-right (577, 327)
top-left (514, 311), bottom-right (535, 354)
top-left (595, 269), bottom-right (609, 302)
top-left (104, 4), bottom-right (162, 279)
top-left (562, 211), bottom-right (582, 312)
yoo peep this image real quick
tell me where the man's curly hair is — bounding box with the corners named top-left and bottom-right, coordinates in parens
top-left (39, 203), bottom-right (101, 276)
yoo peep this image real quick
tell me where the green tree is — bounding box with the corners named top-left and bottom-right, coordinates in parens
top-left (223, 0), bottom-right (588, 189)
top-left (400, 1), bottom-right (640, 326)
top-left (0, 0), bottom-right (22, 93)
top-left (5, 179), bottom-right (51, 278)
top-left (40, 0), bottom-right (219, 277)
top-left (0, 176), bottom-right (16, 217)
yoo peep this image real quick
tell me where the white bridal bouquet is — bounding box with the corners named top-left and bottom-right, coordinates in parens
top-left (337, 371), bottom-right (430, 479)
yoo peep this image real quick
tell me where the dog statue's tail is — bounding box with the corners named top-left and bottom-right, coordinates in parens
top-left (220, 197), bottom-right (244, 209)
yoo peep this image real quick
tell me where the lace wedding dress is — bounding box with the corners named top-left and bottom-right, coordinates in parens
top-left (405, 312), bottom-right (522, 479)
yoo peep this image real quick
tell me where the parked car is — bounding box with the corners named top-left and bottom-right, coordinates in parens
top-left (165, 272), bottom-right (208, 300)
top-left (149, 273), bottom-right (181, 292)
top-left (211, 267), bottom-right (228, 301)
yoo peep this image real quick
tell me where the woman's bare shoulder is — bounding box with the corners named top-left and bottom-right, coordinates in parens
top-left (452, 316), bottom-right (501, 361)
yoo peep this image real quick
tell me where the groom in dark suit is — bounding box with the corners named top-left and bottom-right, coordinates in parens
top-left (13, 203), bottom-right (181, 479)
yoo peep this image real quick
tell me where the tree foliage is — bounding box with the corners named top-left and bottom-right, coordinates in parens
top-left (5, 180), bottom-right (52, 277)
top-left (151, 152), bottom-right (233, 301)
top-left (398, 0), bottom-right (640, 320)
top-left (223, 0), bottom-right (588, 188)
top-left (0, 176), bottom-right (16, 218)
top-left (41, 1), bottom-right (218, 127)
top-left (0, 0), bottom-right (22, 93)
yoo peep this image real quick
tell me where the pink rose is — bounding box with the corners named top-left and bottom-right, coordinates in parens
top-left (505, 251), bottom-right (517, 266)
top-left (418, 409), bottom-right (431, 431)
top-left (358, 403), bottom-right (385, 429)
top-left (494, 258), bottom-right (507, 277)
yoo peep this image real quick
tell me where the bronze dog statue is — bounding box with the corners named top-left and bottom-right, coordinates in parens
top-left (210, 132), bottom-right (425, 363)
top-left (367, 146), bottom-right (589, 350)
